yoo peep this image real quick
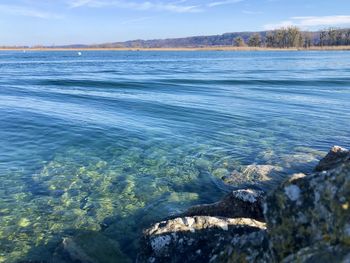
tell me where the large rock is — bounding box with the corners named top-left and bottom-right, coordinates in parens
top-left (138, 145), bottom-right (350, 263)
top-left (265, 146), bottom-right (350, 261)
top-left (215, 230), bottom-right (271, 263)
top-left (281, 243), bottom-right (350, 263)
top-left (137, 216), bottom-right (266, 263)
top-left (179, 189), bottom-right (265, 221)
top-left (315, 145), bottom-right (350, 171)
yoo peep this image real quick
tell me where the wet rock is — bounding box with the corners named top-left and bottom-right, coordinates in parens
top-left (315, 145), bottom-right (349, 171)
top-left (265, 147), bottom-right (350, 261)
top-left (179, 189), bottom-right (265, 221)
top-left (137, 216), bottom-right (266, 263)
top-left (222, 164), bottom-right (283, 186)
top-left (138, 146), bottom-right (350, 263)
top-left (56, 232), bottom-right (131, 263)
top-left (212, 168), bottom-right (230, 179)
top-left (280, 152), bottom-right (320, 171)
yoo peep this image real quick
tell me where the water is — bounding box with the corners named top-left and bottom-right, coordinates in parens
top-left (0, 51), bottom-right (350, 262)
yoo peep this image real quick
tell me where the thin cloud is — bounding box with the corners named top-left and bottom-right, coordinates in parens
top-left (0, 4), bottom-right (62, 19)
top-left (242, 10), bottom-right (263, 15)
top-left (70, 0), bottom-right (94, 8)
top-left (264, 15), bottom-right (350, 30)
top-left (69, 0), bottom-right (202, 13)
top-left (207, 0), bottom-right (244, 8)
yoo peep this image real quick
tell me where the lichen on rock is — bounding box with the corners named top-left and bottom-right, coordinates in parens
top-left (265, 146), bottom-right (350, 261)
top-left (138, 216), bottom-right (266, 263)
top-left (138, 146), bottom-right (350, 263)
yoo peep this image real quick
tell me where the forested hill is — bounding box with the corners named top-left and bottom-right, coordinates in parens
top-left (75, 28), bottom-right (350, 48)
top-left (17, 27), bottom-right (350, 49)
top-left (97, 32), bottom-right (269, 48)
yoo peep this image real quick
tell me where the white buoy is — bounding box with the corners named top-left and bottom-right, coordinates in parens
top-left (78, 52), bottom-right (82, 56)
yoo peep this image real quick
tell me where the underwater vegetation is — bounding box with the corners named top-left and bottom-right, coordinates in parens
top-left (0, 137), bottom-right (324, 262)
top-left (1, 50), bottom-right (349, 262)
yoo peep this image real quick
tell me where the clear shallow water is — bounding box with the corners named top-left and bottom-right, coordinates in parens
top-left (0, 51), bottom-right (350, 262)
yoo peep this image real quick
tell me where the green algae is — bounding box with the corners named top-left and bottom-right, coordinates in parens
top-left (0, 141), bottom-right (232, 262)
top-left (0, 136), bottom-right (324, 262)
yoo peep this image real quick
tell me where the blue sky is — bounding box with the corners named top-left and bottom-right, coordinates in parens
top-left (1, 0), bottom-right (350, 46)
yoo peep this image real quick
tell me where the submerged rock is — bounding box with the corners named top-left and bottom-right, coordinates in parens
top-left (138, 145), bottom-right (350, 263)
top-left (222, 164), bottom-right (283, 186)
top-left (137, 216), bottom-right (266, 263)
top-left (179, 189), bottom-right (265, 221)
top-left (55, 232), bottom-right (131, 263)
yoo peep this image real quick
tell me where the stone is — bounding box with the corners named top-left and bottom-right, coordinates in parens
top-left (138, 146), bottom-right (350, 263)
top-left (179, 189), bottom-right (265, 221)
top-left (222, 164), bottom-right (283, 186)
top-left (315, 145), bottom-right (349, 171)
top-left (216, 230), bottom-right (272, 263)
top-left (137, 216), bottom-right (266, 263)
top-left (265, 151), bottom-right (350, 261)
top-left (281, 243), bottom-right (350, 263)
top-left (56, 232), bottom-right (131, 263)
top-left (280, 152), bottom-right (320, 171)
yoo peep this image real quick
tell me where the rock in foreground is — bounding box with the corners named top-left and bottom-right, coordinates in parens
top-left (138, 146), bottom-right (350, 263)
top-left (266, 148), bottom-right (350, 261)
top-left (137, 216), bottom-right (266, 263)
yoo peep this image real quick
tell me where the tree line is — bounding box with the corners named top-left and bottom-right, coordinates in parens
top-left (233, 27), bottom-right (350, 48)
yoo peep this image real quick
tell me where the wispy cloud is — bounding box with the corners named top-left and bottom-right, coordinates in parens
top-left (69, 0), bottom-right (202, 13)
top-left (0, 4), bottom-right (62, 19)
top-left (242, 10), bottom-right (263, 15)
top-left (69, 0), bottom-right (245, 12)
top-left (264, 15), bottom-right (350, 30)
top-left (207, 0), bottom-right (244, 8)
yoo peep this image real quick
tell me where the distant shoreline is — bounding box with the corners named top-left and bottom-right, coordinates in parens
top-left (1, 46), bottom-right (350, 51)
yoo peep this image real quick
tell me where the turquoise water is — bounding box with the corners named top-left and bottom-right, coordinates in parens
top-left (0, 51), bottom-right (350, 262)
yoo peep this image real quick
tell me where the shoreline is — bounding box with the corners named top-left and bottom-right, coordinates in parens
top-left (1, 46), bottom-right (350, 52)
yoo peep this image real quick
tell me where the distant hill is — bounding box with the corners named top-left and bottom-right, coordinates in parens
top-left (54, 30), bottom-right (323, 49)
top-left (5, 28), bottom-right (348, 49)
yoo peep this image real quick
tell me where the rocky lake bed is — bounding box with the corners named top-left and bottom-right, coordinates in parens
top-left (39, 145), bottom-right (350, 263)
top-left (1, 51), bottom-right (350, 262)
top-left (136, 146), bottom-right (350, 263)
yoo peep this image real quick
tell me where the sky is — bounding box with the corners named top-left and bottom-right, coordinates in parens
top-left (1, 0), bottom-right (350, 46)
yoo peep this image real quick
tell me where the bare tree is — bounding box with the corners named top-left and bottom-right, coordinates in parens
top-left (248, 33), bottom-right (261, 47)
top-left (234, 37), bottom-right (246, 47)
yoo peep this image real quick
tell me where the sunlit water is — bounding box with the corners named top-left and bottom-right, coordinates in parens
top-left (0, 51), bottom-right (350, 262)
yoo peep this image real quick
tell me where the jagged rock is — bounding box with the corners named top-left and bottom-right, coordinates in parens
top-left (138, 145), bottom-right (350, 263)
top-left (265, 148), bottom-right (350, 261)
top-left (315, 145), bottom-right (349, 171)
top-left (179, 189), bottom-right (265, 221)
top-left (137, 216), bottom-right (266, 263)
top-left (222, 164), bottom-right (283, 186)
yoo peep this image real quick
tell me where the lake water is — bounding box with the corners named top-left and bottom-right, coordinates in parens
top-left (0, 51), bottom-right (350, 262)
